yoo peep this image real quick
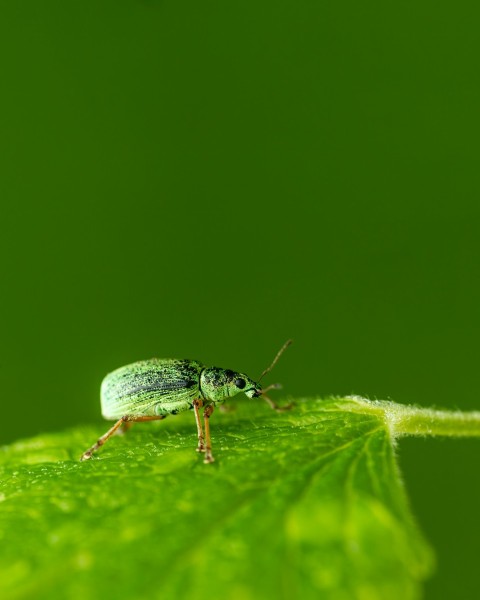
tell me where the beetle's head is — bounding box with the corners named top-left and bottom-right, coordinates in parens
top-left (200, 340), bottom-right (292, 404)
top-left (200, 368), bottom-right (260, 402)
top-left (229, 373), bottom-right (283, 402)
top-left (226, 372), bottom-right (280, 400)
top-left (237, 375), bottom-right (263, 399)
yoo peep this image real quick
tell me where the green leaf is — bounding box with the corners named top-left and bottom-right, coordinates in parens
top-left (1, 397), bottom-right (478, 600)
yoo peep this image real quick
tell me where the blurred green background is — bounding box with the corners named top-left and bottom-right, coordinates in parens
top-left (0, 1), bottom-right (478, 598)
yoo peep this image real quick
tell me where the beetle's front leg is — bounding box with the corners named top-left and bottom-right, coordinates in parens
top-left (203, 404), bottom-right (215, 464)
top-left (261, 395), bottom-right (294, 412)
top-left (193, 399), bottom-right (205, 453)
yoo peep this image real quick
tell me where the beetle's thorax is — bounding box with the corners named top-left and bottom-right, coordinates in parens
top-left (199, 367), bottom-right (234, 402)
top-left (199, 367), bottom-right (258, 403)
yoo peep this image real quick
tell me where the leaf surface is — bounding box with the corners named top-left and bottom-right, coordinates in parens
top-left (0, 397), bottom-right (435, 600)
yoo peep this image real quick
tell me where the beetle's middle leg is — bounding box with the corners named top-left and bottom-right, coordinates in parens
top-left (203, 405), bottom-right (215, 464)
top-left (80, 415), bottom-right (165, 461)
top-left (193, 399), bottom-right (205, 453)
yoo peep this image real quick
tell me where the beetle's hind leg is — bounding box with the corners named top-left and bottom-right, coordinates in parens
top-left (115, 420), bottom-right (133, 436)
top-left (80, 416), bottom-right (126, 461)
top-left (80, 415), bottom-right (166, 461)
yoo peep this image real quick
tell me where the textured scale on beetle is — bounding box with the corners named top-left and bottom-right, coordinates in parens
top-left (80, 340), bottom-right (292, 463)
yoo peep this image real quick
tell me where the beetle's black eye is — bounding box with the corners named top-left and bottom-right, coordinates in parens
top-left (234, 378), bottom-right (246, 389)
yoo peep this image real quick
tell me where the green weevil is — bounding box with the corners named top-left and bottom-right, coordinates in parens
top-left (80, 340), bottom-right (292, 463)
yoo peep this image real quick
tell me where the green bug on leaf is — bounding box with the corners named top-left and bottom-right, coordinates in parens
top-left (81, 340), bottom-right (292, 464)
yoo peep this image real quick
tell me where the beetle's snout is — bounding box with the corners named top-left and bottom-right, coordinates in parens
top-left (250, 382), bottom-right (282, 399)
top-left (245, 384), bottom-right (262, 399)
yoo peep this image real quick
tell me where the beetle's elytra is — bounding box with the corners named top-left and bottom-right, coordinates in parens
top-left (80, 340), bottom-right (292, 464)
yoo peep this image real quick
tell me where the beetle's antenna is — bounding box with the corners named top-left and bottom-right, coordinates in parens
top-left (257, 339), bottom-right (292, 384)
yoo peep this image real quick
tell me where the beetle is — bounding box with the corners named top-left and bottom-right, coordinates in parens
top-left (80, 340), bottom-right (292, 463)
